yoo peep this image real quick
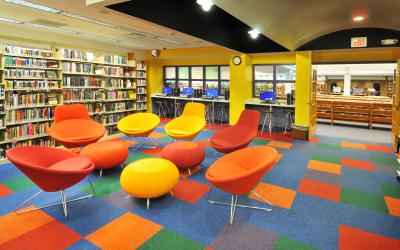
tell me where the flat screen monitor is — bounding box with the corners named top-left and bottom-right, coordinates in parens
top-left (353, 88), bottom-right (364, 94)
top-left (206, 89), bottom-right (218, 98)
top-left (182, 87), bottom-right (194, 96)
top-left (333, 87), bottom-right (342, 93)
top-left (260, 91), bottom-right (276, 101)
top-left (162, 87), bottom-right (172, 95)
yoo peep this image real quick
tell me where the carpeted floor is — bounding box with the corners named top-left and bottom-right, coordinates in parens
top-left (0, 122), bottom-right (400, 250)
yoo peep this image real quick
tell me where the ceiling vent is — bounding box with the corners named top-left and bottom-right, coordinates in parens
top-left (29, 19), bottom-right (67, 28)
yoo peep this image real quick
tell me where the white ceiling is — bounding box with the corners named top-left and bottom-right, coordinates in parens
top-left (316, 63), bottom-right (397, 76)
top-left (214, 0), bottom-right (400, 51)
top-left (0, 0), bottom-right (214, 51)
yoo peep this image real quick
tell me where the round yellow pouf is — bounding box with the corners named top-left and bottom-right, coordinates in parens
top-left (120, 158), bottom-right (179, 209)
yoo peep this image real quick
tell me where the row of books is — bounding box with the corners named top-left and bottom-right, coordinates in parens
top-left (5, 69), bottom-right (58, 79)
top-left (137, 88), bottom-right (147, 94)
top-left (3, 122), bottom-right (50, 141)
top-left (4, 80), bottom-right (60, 89)
top-left (87, 103), bottom-right (102, 114)
top-left (137, 79), bottom-right (146, 86)
top-left (103, 101), bottom-right (135, 112)
top-left (136, 61), bottom-right (147, 71)
top-left (0, 138), bottom-right (55, 158)
top-left (102, 113), bottom-right (125, 125)
top-left (6, 93), bottom-right (48, 107)
top-left (95, 66), bottom-right (124, 77)
top-left (63, 90), bottom-right (102, 101)
top-left (4, 45), bottom-right (53, 58)
top-left (63, 76), bottom-right (102, 88)
top-left (4, 56), bottom-right (59, 68)
top-left (104, 79), bottom-right (134, 88)
top-left (61, 48), bottom-right (94, 62)
top-left (6, 107), bottom-right (53, 123)
top-left (137, 103), bottom-right (147, 110)
top-left (137, 71), bottom-right (146, 78)
top-left (137, 95), bottom-right (146, 102)
top-left (103, 90), bottom-right (129, 99)
top-left (0, 85), bottom-right (4, 99)
top-left (62, 62), bottom-right (93, 74)
top-left (0, 119), bottom-right (4, 128)
top-left (98, 54), bottom-right (128, 65)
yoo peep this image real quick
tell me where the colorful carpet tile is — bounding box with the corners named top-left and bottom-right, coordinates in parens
top-left (0, 123), bottom-right (399, 249)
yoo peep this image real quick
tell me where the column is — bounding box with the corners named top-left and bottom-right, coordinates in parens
top-left (295, 51), bottom-right (312, 127)
top-left (343, 67), bottom-right (351, 96)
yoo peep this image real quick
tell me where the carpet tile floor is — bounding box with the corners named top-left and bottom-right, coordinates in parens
top-left (0, 122), bottom-right (400, 250)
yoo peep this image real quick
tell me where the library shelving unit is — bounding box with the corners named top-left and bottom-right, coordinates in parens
top-left (0, 44), bottom-right (146, 160)
top-left (136, 60), bottom-right (147, 112)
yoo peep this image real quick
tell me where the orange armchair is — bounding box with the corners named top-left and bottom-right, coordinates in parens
top-left (210, 109), bottom-right (260, 154)
top-left (47, 104), bottom-right (105, 148)
top-left (205, 146), bottom-right (278, 225)
top-left (6, 146), bottom-right (95, 218)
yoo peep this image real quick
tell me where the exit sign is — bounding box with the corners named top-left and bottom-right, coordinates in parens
top-left (351, 37), bottom-right (367, 48)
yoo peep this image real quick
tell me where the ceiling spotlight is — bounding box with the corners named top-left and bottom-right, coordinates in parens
top-left (248, 29), bottom-right (260, 39)
top-left (353, 16), bottom-right (364, 21)
top-left (196, 0), bottom-right (213, 12)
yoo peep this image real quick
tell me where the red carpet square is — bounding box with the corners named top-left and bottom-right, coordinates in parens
top-left (249, 182), bottom-right (297, 209)
top-left (384, 196), bottom-right (400, 217)
top-left (339, 225), bottom-right (400, 250)
top-left (341, 158), bottom-right (374, 171)
top-left (142, 147), bottom-right (164, 157)
top-left (0, 184), bottom-right (13, 198)
top-left (366, 144), bottom-right (393, 153)
top-left (149, 132), bottom-right (167, 139)
top-left (179, 165), bottom-right (203, 178)
top-left (298, 178), bottom-right (340, 202)
top-left (0, 220), bottom-right (82, 249)
top-left (86, 212), bottom-right (162, 249)
top-left (195, 139), bottom-right (210, 148)
top-left (172, 179), bottom-right (211, 204)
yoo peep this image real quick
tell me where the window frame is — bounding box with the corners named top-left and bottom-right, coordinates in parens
top-left (253, 64), bottom-right (296, 98)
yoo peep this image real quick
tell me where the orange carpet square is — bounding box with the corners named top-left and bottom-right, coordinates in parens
top-left (366, 144), bottom-right (393, 153)
top-left (142, 147), bottom-right (164, 157)
top-left (0, 220), bottom-right (82, 249)
top-left (384, 196), bottom-right (400, 217)
top-left (86, 213), bottom-right (162, 249)
top-left (341, 158), bottom-right (374, 171)
top-left (298, 178), bottom-right (340, 202)
top-left (195, 139), bottom-right (210, 148)
top-left (0, 206), bottom-right (54, 245)
top-left (267, 141), bottom-right (292, 149)
top-left (158, 124), bottom-right (165, 129)
top-left (341, 141), bottom-right (367, 150)
top-left (179, 165), bottom-right (203, 178)
top-left (249, 182), bottom-right (297, 209)
top-left (307, 160), bottom-right (341, 175)
top-left (310, 137), bottom-right (320, 143)
top-left (0, 184), bottom-right (13, 198)
top-left (339, 225), bottom-right (400, 250)
top-left (172, 179), bottom-right (211, 204)
top-left (149, 132), bottom-right (166, 139)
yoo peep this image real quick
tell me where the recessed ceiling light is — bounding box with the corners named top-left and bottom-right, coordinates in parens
top-left (196, 0), bottom-right (213, 12)
top-left (0, 17), bottom-right (22, 24)
top-left (4, 0), bottom-right (61, 13)
top-left (353, 16), bottom-right (364, 21)
top-left (155, 36), bottom-right (185, 45)
top-left (248, 29), bottom-right (260, 39)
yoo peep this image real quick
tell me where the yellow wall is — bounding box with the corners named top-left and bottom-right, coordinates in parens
top-left (313, 47), bottom-right (400, 63)
top-left (295, 51), bottom-right (312, 126)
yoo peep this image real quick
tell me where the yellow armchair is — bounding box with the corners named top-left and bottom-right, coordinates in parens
top-left (165, 102), bottom-right (206, 140)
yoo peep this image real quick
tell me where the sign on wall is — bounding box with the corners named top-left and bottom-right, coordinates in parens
top-left (351, 37), bottom-right (368, 48)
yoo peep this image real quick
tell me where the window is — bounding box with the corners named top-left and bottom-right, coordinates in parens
top-left (253, 64), bottom-right (296, 98)
top-left (163, 65), bottom-right (229, 95)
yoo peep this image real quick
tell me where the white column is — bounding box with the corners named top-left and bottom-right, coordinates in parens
top-left (343, 67), bottom-right (351, 96)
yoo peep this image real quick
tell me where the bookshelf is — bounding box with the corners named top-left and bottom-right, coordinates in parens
top-left (0, 44), bottom-right (147, 160)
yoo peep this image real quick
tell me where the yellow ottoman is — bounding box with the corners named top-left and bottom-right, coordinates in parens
top-left (120, 158), bottom-right (179, 209)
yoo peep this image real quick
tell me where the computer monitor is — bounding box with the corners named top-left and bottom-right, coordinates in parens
top-left (353, 88), bottom-right (364, 94)
top-left (182, 87), bottom-right (194, 96)
top-left (206, 89), bottom-right (218, 98)
top-left (162, 87), bottom-right (172, 95)
top-left (260, 91), bottom-right (276, 102)
top-left (333, 87), bottom-right (342, 93)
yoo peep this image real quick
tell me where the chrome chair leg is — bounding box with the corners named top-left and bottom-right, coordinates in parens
top-left (146, 198), bottom-right (150, 210)
top-left (15, 178), bottom-right (96, 218)
top-left (230, 194), bottom-right (238, 225)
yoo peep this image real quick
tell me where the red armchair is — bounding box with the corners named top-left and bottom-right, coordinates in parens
top-left (6, 146), bottom-right (96, 218)
top-left (47, 104), bottom-right (105, 148)
top-left (210, 109), bottom-right (260, 154)
top-left (205, 146), bottom-right (278, 225)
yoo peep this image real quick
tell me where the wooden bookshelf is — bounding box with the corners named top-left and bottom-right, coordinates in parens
top-left (0, 44), bottom-right (148, 160)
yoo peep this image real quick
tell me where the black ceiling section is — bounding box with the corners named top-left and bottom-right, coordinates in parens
top-left (297, 28), bottom-right (400, 51)
top-left (107, 0), bottom-right (289, 53)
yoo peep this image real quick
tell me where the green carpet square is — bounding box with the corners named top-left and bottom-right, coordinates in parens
top-left (252, 138), bottom-right (271, 145)
top-left (125, 153), bottom-right (156, 164)
top-left (81, 176), bottom-right (120, 198)
top-left (341, 188), bottom-right (388, 214)
top-left (369, 156), bottom-right (397, 166)
top-left (274, 236), bottom-right (319, 250)
top-left (159, 136), bottom-right (175, 143)
top-left (381, 183), bottom-right (400, 198)
top-left (2, 176), bottom-right (34, 192)
top-left (317, 143), bottom-right (341, 151)
top-left (312, 153), bottom-right (341, 164)
top-left (139, 228), bottom-right (204, 250)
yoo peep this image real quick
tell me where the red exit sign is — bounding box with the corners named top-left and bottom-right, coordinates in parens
top-left (351, 37), bottom-right (367, 48)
